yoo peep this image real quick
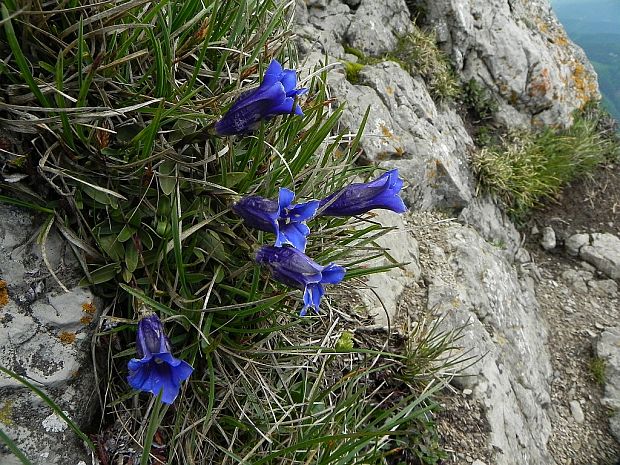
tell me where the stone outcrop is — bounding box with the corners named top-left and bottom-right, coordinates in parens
top-left (420, 0), bottom-right (599, 127)
top-left (0, 204), bottom-right (99, 465)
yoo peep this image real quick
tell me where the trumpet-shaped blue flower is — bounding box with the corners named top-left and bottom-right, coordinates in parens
top-left (255, 245), bottom-right (345, 316)
top-left (319, 169), bottom-right (407, 217)
top-left (127, 314), bottom-right (193, 404)
top-left (233, 188), bottom-right (319, 251)
top-left (215, 59), bottom-right (307, 136)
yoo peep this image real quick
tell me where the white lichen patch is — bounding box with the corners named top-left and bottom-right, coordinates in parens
top-left (42, 411), bottom-right (69, 432)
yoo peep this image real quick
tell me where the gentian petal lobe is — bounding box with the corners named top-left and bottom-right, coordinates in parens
top-left (215, 59), bottom-right (306, 136)
top-left (319, 169), bottom-right (407, 216)
top-left (255, 246), bottom-right (345, 316)
top-left (234, 189), bottom-right (317, 250)
top-left (279, 222), bottom-right (311, 252)
top-left (127, 314), bottom-right (193, 405)
top-left (285, 200), bottom-right (320, 222)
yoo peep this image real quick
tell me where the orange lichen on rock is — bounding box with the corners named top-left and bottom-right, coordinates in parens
top-left (82, 302), bottom-right (96, 314)
top-left (80, 315), bottom-right (93, 325)
top-left (59, 331), bottom-right (77, 345)
top-left (571, 62), bottom-right (598, 107)
top-left (528, 68), bottom-right (551, 98)
top-left (0, 280), bottom-right (8, 308)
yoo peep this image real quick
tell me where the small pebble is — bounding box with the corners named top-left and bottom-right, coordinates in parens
top-left (541, 227), bottom-right (557, 251)
top-left (569, 400), bottom-right (585, 423)
top-left (463, 388), bottom-right (473, 396)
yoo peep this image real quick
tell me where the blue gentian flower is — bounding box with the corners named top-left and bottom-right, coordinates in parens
top-left (215, 59), bottom-right (308, 136)
top-left (255, 245), bottom-right (345, 316)
top-left (318, 169), bottom-right (407, 217)
top-left (127, 314), bottom-right (193, 405)
top-left (233, 188), bottom-right (319, 251)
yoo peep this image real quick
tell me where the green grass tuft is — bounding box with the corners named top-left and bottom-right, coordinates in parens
top-left (590, 357), bottom-right (606, 385)
top-left (472, 109), bottom-right (619, 217)
top-left (0, 1), bottom-right (467, 464)
top-left (462, 78), bottom-right (499, 122)
top-left (393, 26), bottom-right (461, 102)
top-left (342, 60), bottom-right (366, 85)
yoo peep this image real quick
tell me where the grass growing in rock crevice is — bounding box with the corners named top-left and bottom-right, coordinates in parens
top-left (472, 107), bottom-right (619, 218)
top-left (0, 1), bottom-right (465, 464)
top-left (342, 23), bottom-right (460, 103)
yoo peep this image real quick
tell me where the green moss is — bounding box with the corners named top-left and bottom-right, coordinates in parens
top-left (342, 60), bottom-right (366, 84)
top-left (590, 357), bottom-right (606, 385)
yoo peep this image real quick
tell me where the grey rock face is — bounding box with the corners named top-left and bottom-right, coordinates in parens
top-left (355, 209), bottom-right (420, 326)
top-left (565, 233), bottom-right (589, 256)
top-left (579, 233), bottom-right (620, 280)
top-left (569, 400), bottom-right (585, 424)
top-left (541, 227), bottom-right (557, 251)
top-left (423, 0), bottom-right (599, 127)
top-left (595, 326), bottom-right (620, 442)
top-left (419, 218), bottom-right (554, 465)
top-left (327, 62), bottom-right (474, 210)
top-left (345, 0), bottom-right (412, 55)
top-left (459, 196), bottom-right (522, 259)
top-left (0, 205), bottom-right (98, 465)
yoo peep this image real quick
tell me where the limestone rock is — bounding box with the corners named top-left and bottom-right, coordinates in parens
top-left (0, 204), bottom-right (98, 465)
top-left (579, 233), bottom-right (620, 279)
top-left (345, 0), bottom-right (412, 55)
top-left (541, 227), bottom-right (557, 251)
top-left (565, 233), bottom-right (589, 256)
top-left (569, 400), bottom-right (585, 424)
top-left (356, 209), bottom-right (420, 326)
top-left (328, 62), bottom-right (474, 210)
top-left (416, 216), bottom-right (554, 465)
top-left (423, 0), bottom-right (599, 127)
top-left (595, 326), bottom-right (620, 442)
top-left (459, 196), bottom-right (521, 259)
top-left (587, 279), bottom-right (618, 297)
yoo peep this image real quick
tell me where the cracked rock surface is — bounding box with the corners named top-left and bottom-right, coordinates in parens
top-left (0, 204), bottom-right (99, 465)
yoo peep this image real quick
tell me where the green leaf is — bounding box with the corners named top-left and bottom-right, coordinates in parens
top-left (158, 160), bottom-right (177, 195)
top-left (0, 428), bottom-right (34, 465)
top-left (117, 224), bottom-right (137, 243)
top-left (125, 242), bottom-right (139, 273)
top-left (99, 236), bottom-right (125, 262)
top-left (81, 263), bottom-right (121, 285)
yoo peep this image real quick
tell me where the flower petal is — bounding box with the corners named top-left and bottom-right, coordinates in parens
top-left (278, 187), bottom-right (295, 210)
top-left (301, 282), bottom-right (324, 315)
top-left (318, 169), bottom-right (406, 216)
top-left (279, 222), bottom-right (310, 251)
top-left (280, 69), bottom-right (298, 95)
top-left (285, 200), bottom-right (319, 222)
top-left (233, 196), bottom-right (280, 233)
top-left (262, 59), bottom-right (284, 87)
top-left (265, 96), bottom-right (295, 115)
top-left (320, 263), bottom-right (346, 284)
top-left (215, 83), bottom-right (286, 136)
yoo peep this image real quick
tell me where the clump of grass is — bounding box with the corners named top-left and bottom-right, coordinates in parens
top-left (393, 26), bottom-right (461, 102)
top-left (342, 60), bottom-right (365, 84)
top-left (462, 78), bottom-right (499, 122)
top-left (0, 1), bottom-right (466, 464)
top-left (472, 110), bottom-right (619, 217)
top-left (590, 357), bottom-right (606, 385)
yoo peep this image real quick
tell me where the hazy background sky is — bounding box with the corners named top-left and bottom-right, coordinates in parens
top-left (551, 0), bottom-right (620, 121)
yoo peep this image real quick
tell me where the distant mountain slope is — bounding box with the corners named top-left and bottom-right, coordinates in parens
top-left (551, 0), bottom-right (620, 122)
